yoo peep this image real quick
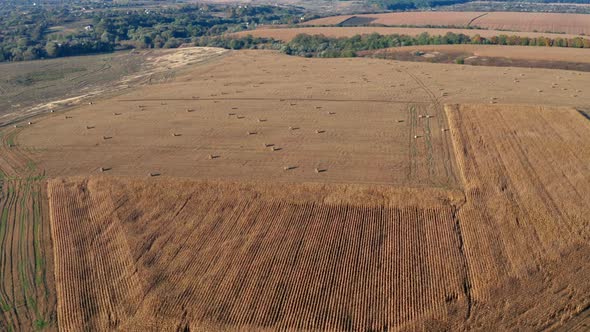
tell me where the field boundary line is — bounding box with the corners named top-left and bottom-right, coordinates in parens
top-left (116, 97), bottom-right (432, 104)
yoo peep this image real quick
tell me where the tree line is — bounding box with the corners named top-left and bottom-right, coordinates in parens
top-left (278, 32), bottom-right (590, 57)
top-left (0, 3), bottom-right (302, 62)
top-left (193, 31), bottom-right (590, 57)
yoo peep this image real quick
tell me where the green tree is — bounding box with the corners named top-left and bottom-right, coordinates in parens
top-left (45, 42), bottom-right (59, 57)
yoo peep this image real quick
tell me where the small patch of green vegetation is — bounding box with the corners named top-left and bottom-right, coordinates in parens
top-left (6, 136), bottom-right (15, 147)
top-left (455, 57), bottom-right (465, 65)
top-left (0, 297), bottom-right (11, 312)
top-left (26, 160), bottom-right (37, 172)
top-left (34, 319), bottom-right (48, 330)
top-left (28, 175), bottom-right (46, 182)
top-left (11, 68), bottom-right (86, 87)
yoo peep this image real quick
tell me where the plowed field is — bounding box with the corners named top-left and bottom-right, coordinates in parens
top-left (302, 11), bottom-right (590, 35)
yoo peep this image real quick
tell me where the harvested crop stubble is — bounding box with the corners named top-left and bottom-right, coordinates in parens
top-left (0, 126), bottom-right (56, 331)
top-left (302, 11), bottom-right (590, 35)
top-left (445, 104), bottom-right (590, 329)
top-left (49, 177), bottom-right (469, 331)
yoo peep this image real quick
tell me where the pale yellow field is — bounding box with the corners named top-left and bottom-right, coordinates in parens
top-left (15, 51), bottom-right (590, 186)
top-left (3, 47), bottom-right (590, 331)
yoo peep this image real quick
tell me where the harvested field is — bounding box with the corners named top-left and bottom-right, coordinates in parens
top-left (0, 47), bottom-right (227, 127)
top-left (233, 26), bottom-right (585, 42)
top-left (0, 127), bottom-right (56, 331)
top-left (6, 48), bottom-right (590, 330)
top-left (16, 52), bottom-right (590, 186)
top-left (302, 11), bottom-right (590, 35)
top-left (366, 44), bottom-right (590, 64)
top-left (49, 177), bottom-right (468, 331)
top-left (17, 51), bottom-right (469, 188)
top-left (445, 104), bottom-right (590, 329)
top-left (48, 103), bottom-right (590, 331)
top-left (473, 12), bottom-right (590, 35)
top-left (362, 44), bottom-right (590, 72)
top-left (301, 12), bottom-right (476, 26)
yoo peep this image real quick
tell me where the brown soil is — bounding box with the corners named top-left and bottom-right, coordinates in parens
top-left (302, 11), bottom-right (590, 35)
top-left (0, 127), bottom-right (57, 331)
top-left (362, 45), bottom-right (590, 72)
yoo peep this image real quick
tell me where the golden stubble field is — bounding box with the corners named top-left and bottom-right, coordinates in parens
top-left (45, 103), bottom-right (590, 330)
top-left (3, 49), bottom-right (590, 330)
top-left (16, 51), bottom-right (590, 186)
top-left (302, 11), bottom-right (590, 35)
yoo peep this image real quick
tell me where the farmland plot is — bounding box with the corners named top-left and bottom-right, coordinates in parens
top-left (302, 11), bottom-right (590, 35)
top-left (49, 177), bottom-right (469, 331)
top-left (18, 52), bottom-right (462, 188)
top-left (446, 104), bottom-right (590, 329)
top-left (0, 128), bottom-right (56, 331)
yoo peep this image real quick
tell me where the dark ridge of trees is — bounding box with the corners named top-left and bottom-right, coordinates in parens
top-left (0, 3), bottom-right (302, 62)
top-left (193, 32), bottom-right (590, 59)
top-left (278, 32), bottom-right (590, 58)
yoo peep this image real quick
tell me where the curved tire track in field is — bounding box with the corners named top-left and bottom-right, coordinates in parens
top-left (467, 13), bottom-right (489, 27)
